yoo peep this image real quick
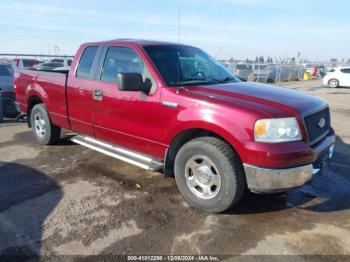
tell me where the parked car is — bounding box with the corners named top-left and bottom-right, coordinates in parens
top-left (323, 67), bottom-right (350, 88)
top-left (280, 65), bottom-right (293, 82)
top-left (267, 64), bottom-right (280, 83)
top-left (230, 63), bottom-right (254, 81)
top-left (12, 58), bottom-right (41, 70)
top-left (253, 64), bottom-right (269, 83)
top-left (14, 39), bottom-right (335, 213)
top-left (34, 57), bottom-right (73, 71)
top-left (51, 58), bottom-right (72, 67)
top-left (0, 64), bottom-right (13, 92)
top-left (52, 66), bottom-right (71, 71)
top-left (34, 61), bottom-right (64, 71)
top-left (0, 64), bottom-right (20, 118)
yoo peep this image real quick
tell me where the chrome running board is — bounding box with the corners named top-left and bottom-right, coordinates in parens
top-left (71, 135), bottom-right (163, 171)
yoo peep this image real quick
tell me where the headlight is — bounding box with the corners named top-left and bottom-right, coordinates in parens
top-left (254, 117), bottom-right (302, 143)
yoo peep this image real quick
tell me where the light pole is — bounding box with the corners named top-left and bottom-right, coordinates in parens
top-left (53, 46), bottom-right (60, 56)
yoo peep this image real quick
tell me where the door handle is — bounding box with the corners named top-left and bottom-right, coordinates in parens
top-left (92, 89), bottom-right (103, 101)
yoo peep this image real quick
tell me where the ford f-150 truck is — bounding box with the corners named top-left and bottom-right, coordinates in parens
top-left (14, 39), bottom-right (335, 213)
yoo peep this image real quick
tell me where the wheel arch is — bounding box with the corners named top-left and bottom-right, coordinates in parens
top-left (27, 95), bottom-right (44, 127)
top-left (164, 127), bottom-right (241, 177)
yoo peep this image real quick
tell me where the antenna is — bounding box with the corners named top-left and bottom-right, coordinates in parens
top-left (177, 0), bottom-right (181, 44)
top-left (176, 0), bottom-right (181, 91)
top-left (215, 47), bottom-right (223, 59)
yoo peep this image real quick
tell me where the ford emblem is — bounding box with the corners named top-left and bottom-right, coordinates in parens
top-left (318, 118), bottom-right (326, 128)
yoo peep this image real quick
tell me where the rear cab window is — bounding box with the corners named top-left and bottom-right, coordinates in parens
top-left (76, 46), bottom-right (99, 78)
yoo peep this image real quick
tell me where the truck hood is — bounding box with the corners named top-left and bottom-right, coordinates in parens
top-left (183, 82), bottom-right (326, 117)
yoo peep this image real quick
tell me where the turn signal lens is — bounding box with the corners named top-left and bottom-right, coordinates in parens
top-left (254, 121), bottom-right (267, 137)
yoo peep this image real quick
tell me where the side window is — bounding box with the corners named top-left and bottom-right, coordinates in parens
top-left (100, 46), bottom-right (156, 93)
top-left (341, 68), bottom-right (350, 74)
top-left (76, 46), bottom-right (98, 78)
top-left (101, 47), bottom-right (145, 82)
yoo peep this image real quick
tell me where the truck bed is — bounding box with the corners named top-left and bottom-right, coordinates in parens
top-left (14, 69), bottom-right (70, 129)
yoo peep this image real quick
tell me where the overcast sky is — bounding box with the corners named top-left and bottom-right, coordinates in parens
top-left (0, 0), bottom-right (349, 61)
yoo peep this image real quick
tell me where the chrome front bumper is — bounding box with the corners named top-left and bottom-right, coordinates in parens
top-left (244, 145), bottom-right (334, 193)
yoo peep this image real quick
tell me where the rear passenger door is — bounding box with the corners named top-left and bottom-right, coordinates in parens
top-left (91, 46), bottom-right (165, 158)
top-left (67, 46), bottom-right (102, 136)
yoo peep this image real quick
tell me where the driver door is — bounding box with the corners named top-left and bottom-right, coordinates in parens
top-left (92, 46), bottom-right (166, 158)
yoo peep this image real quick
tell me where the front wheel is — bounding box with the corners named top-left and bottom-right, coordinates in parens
top-left (174, 137), bottom-right (246, 213)
top-left (328, 78), bottom-right (339, 88)
top-left (30, 104), bottom-right (61, 145)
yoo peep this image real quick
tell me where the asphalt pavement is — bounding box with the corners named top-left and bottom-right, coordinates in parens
top-left (1, 79), bottom-right (350, 258)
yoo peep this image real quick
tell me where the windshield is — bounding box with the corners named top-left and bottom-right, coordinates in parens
top-left (144, 45), bottom-right (240, 86)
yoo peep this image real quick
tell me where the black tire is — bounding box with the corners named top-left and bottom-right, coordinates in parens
top-left (328, 79), bottom-right (339, 88)
top-left (30, 104), bottom-right (61, 145)
top-left (174, 137), bottom-right (246, 213)
top-left (1, 92), bottom-right (20, 118)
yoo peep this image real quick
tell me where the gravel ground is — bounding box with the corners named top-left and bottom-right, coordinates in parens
top-left (1, 79), bottom-right (350, 259)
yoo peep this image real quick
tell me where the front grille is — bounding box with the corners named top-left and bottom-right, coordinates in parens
top-left (304, 107), bottom-right (330, 144)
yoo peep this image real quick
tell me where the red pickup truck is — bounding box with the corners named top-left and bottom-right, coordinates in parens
top-left (14, 39), bottom-right (335, 213)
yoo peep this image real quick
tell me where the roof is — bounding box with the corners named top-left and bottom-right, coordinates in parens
top-left (332, 66), bottom-right (350, 70)
top-left (83, 38), bottom-right (188, 47)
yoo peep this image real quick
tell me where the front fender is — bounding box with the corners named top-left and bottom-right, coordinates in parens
top-left (166, 121), bottom-right (239, 147)
top-left (165, 105), bottom-right (253, 150)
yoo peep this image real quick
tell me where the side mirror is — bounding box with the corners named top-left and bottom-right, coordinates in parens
top-left (117, 72), bottom-right (152, 94)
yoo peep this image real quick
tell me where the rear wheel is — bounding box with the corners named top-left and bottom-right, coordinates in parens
top-left (328, 78), bottom-right (339, 88)
top-left (30, 104), bottom-right (61, 145)
top-left (174, 137), bottom-right (245, 213)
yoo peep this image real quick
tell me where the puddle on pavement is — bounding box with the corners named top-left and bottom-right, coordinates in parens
top-left (80, 157), bottom-right (178, 195)
top-left (330, 92), bottom-right (350, 95)
top-left (75, 147), bottom-right (350, 216)
top-left (307, 86), bottom-right (324, 92)
top-left (286, 170), bottom-right (350, 212)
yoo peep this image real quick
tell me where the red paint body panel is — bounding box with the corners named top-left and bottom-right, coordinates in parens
top-left (14, 39), bottom-right (335, 169)
top-left (14, 70), bottom-right (70, 129)
top-left (236, 129), bottom-right (335, 168)
top-left (65, 44), bottom-right (95, 136)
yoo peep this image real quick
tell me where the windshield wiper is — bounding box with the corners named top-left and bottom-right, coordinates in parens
top-left (181, 77), bottom-right (207, 82)
top-left (212, 76), bottom-right (236, 83)
top-left (171, 77), bottom-right (236, 87)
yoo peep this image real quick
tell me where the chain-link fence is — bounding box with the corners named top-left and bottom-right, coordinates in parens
top-left (225, 62), bottom-right (306, 83)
